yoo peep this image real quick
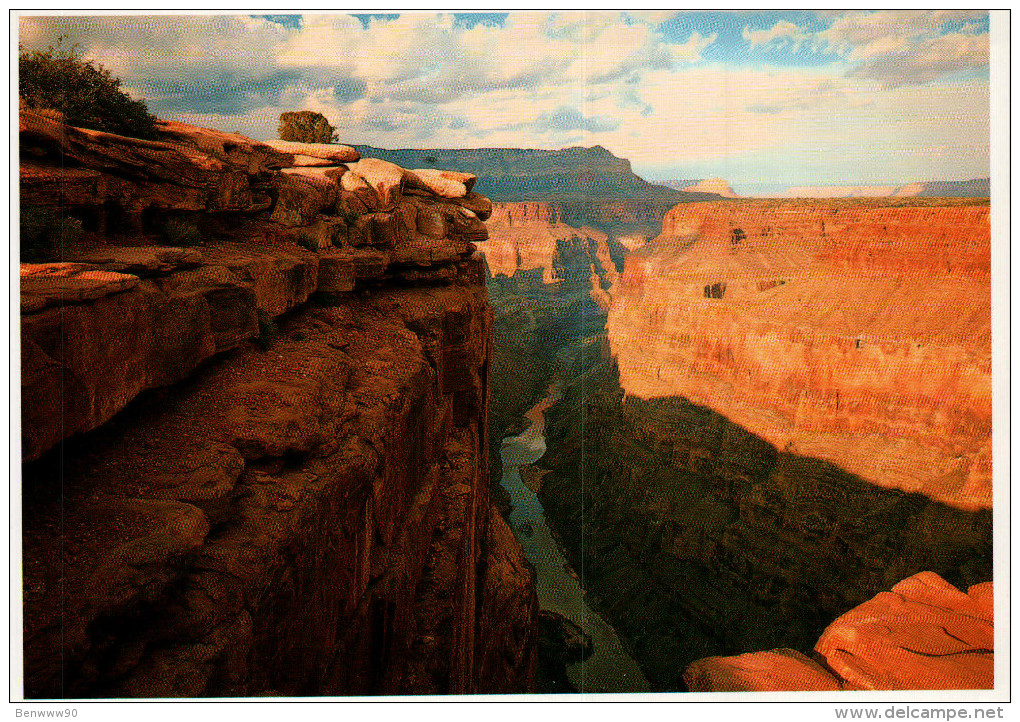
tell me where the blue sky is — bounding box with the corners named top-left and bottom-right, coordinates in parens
top-left (19, 11), bottom-right (991, 188)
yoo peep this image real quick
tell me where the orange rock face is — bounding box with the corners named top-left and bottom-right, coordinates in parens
top-left (684, 572), bottom-right (993, 691)
top-left (479, 202), bottom-right (618, 307)
top-left (609, 199), bottom-right (991, 510)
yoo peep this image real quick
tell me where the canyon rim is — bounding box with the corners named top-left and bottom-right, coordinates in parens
top-left (13, 9), bottom-right (1007, 711)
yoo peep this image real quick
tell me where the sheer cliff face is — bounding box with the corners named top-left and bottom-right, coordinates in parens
top-left (609, 199), bottom-right (991, 510)
top-left (534, 198), bottom-right (992, 689)
top-left (20, 111), bottom-right (536, 697)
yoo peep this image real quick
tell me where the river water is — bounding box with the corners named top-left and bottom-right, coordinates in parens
top-left (499, 389), bottom-right (650, 694)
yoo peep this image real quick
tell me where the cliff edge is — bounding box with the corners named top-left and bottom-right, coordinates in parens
top-left (19, 109), bottom-right (536, 697)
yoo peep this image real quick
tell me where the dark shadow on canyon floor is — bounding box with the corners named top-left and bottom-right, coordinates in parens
top-left (530, 353), bottom-right (992, 691)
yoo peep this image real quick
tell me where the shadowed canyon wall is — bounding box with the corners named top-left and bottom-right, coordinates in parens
top-left (20, 111), bottom-right (536, 698)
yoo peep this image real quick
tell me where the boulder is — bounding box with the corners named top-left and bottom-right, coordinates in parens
top-left (684, 649), bottom-right (841, 692)
top-left (344, 158), bottom-right (410, 206)
top-left (814, 572), bottom-right (994, 690)
top-left (409, 169), bottom-right (471, 198)
top-left (441, 204), bottom-right (488, 242)
top-left (454, 192), bottom-right (493, 221)
top-left (344, 159), bottom-right (475, 206)
top-left (292, 154), bottom-right (340, 168)
top-left (681, 572), bottom-right (994, 692)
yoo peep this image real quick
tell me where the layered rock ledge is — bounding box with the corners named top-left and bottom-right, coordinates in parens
top-left (20, 113), bottom-right (535, 697)
top-left (609, 199), bottom-right (991, 510)
top-left (20, 109), bottom-right (492, 464)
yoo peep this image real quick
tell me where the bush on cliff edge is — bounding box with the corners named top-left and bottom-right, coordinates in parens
top-left (278, 110), bottom-right (338, 144)
top-left (19, 41), bottom-right (160, 140)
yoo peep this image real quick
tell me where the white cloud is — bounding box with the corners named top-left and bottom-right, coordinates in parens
top-left (742, 21), bottom-right (809, 49)
top-left (812, 10), bottom-right (988, 86)
top-left (17, 11), bottom-right (989, 182)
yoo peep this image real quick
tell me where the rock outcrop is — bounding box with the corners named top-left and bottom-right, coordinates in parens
top-left (20, 112), bottom-right (536, 697)
top-left (684, 572), bottom-right (993, 691)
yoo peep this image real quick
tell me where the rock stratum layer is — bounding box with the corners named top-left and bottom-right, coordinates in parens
top-left (20, 111), bottom-right (536, 697)
top-left (610, 199), bottom-right (991, 510)
top-left (684, 572), bottom-right (993, 691)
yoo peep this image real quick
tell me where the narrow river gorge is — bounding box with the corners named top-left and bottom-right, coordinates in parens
top-left (498, 388), bottom-right (649, 693)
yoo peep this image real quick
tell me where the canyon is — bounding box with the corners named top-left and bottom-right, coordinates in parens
top-left (18, 107), bottom-right (996, 697)
top-left (480, 196), bottom-right (994, 692)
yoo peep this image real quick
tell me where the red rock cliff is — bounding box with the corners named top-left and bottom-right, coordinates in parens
top-left (609, 199), bottom-right (991, 510)
top-left (19, 111), bottom-right (536, 697)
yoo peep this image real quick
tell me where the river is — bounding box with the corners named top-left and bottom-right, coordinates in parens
top-left (499, 388), bottom-right (650, 694)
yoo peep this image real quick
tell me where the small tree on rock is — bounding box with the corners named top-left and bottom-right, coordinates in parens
top-left (278, 110), bottom-right (338, 144)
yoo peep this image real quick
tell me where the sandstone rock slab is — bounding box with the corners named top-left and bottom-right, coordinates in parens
top-left (21, 263), bottom-right (140, 309)
top-left (156, 120), bottom-right (293, 173)
top-left (682, 573), bottom-right (994, 692)
top-left (684, 649), bottom-right (841, 692)
top-left (410, 169), bottom-right (473, 198)
top-left (72, 246), bottom-right (203, 276)
top-left (264, 139), bottom-right (360, 163)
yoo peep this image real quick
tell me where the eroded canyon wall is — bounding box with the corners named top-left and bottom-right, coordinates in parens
top-left (479, 201), bottom-right (627, 503)
top-left (609, 199), bottom-right (991, 510)
top-left (20, 110), bottom-right (536, 698)
top-left (534, 198), bottom-right (993, 689)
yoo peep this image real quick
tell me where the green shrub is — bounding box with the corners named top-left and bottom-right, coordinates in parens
top-left (256, 308), bottom-right (278, 350)
top-left (162, 218), bottom-right (202, 247)
top-left (295, 232), bottom-right (318, 252)
top-left (278, 110), bottom-right (337, 144)
top-left (20, 204), bottom-right (83, 262)
top-left (19, 41), bottom-right (160, 140)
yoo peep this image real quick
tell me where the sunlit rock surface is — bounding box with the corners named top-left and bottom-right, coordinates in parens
top-left (532, 197), bottom-right (992, 690)
top-left (609, 199), bottom-right (991, 510)
top-left (684, 572), bottom-right (993, 691)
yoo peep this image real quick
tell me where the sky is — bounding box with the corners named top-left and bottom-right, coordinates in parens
top-left (18, 11), bottom-right (992, 190)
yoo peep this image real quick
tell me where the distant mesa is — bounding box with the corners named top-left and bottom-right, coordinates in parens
top-left (660, 177), bottom-right (737, 198)
top-left (775, 178), bottom-right (990, 198)
top-left (350, 145), bottom-right (720, 204)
